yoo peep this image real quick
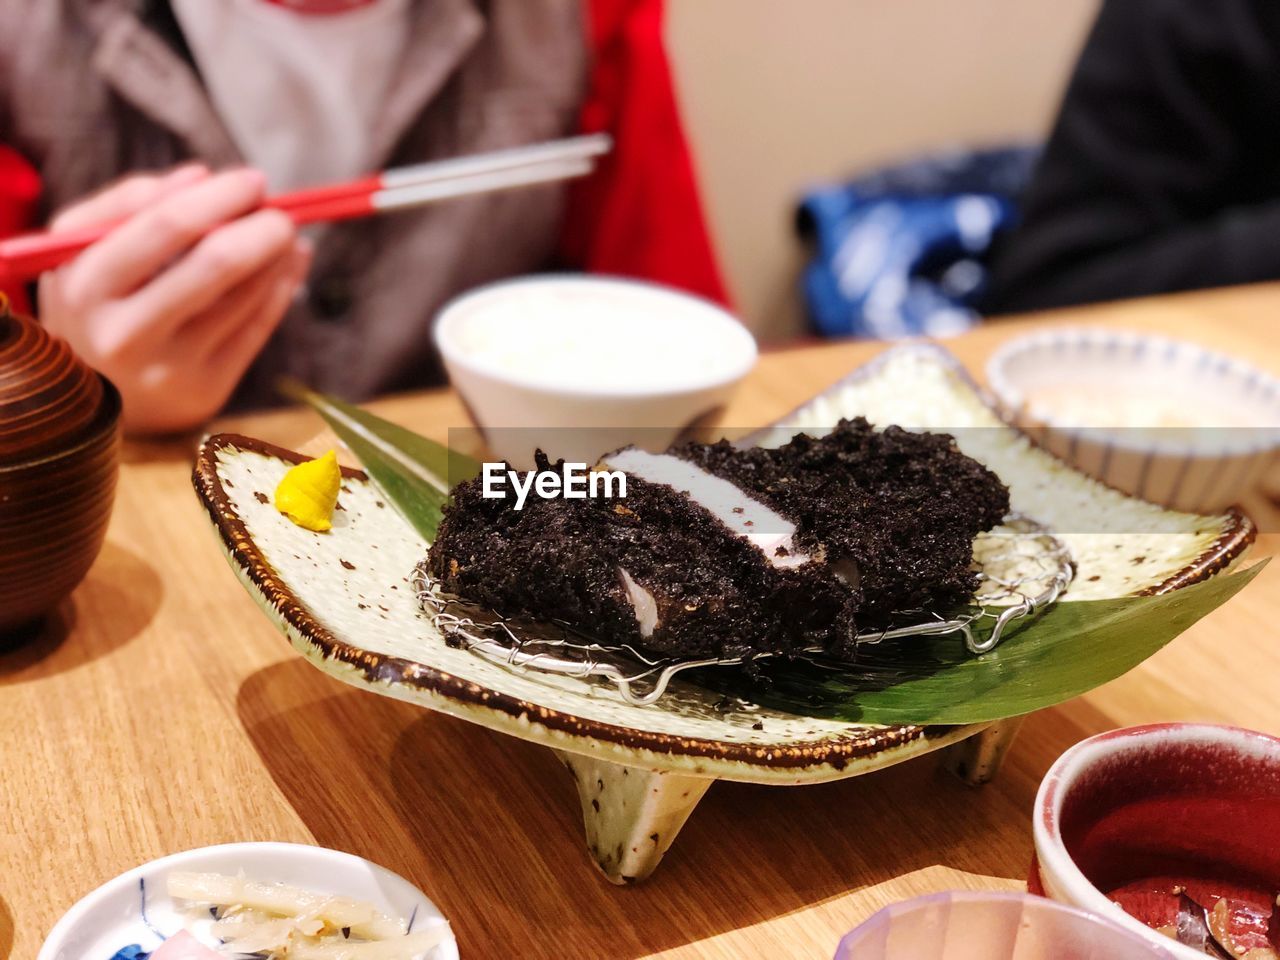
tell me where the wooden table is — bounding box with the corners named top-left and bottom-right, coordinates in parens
top-left (5, 283), bottom-right (1280, 960)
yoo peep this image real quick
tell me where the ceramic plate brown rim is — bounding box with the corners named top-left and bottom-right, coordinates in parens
top-left (192, 343), bottom-right (1255, 882)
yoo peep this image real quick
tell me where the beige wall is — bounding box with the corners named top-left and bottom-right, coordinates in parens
top-left (665, 0), bottom-right (1101, 340)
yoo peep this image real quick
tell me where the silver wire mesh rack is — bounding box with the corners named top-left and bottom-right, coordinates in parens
top-left (411, 513), bottom-right (1074, 707)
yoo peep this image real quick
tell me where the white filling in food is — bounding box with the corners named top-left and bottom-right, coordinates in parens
top-left (603, 448), bottom-right (811, 569)
top-left (618, 567), bottom-right (660, 637)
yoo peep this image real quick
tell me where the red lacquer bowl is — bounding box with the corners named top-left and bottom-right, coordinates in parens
top-left (1032, 723), bottom-right (1280, 959)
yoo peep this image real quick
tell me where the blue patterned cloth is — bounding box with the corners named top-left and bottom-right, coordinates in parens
top-left (798, 146), bottom-right (1039, 339)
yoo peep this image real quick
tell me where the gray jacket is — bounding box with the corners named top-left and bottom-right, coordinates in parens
top-left (0, 0), bottom-right (586, 408)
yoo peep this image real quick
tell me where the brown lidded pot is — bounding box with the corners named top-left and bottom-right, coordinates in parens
top-left (0, 296), bottom-right (120, 640)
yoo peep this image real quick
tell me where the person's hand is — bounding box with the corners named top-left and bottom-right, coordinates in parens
top-left (39, 165), bottom-right (311, 434)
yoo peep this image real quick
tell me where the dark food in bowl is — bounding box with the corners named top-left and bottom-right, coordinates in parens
top-left (427, 418), bottom-right (1009, 660)
top-left (1109, 876), bottom-right (1280, 958)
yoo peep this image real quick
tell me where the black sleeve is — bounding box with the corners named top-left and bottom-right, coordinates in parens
top-left (985, 0), bottom-right (1280, 314)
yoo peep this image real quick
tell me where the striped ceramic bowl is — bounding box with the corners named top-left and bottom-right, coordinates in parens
top-left (987, 328), bottom-right (1280, 513)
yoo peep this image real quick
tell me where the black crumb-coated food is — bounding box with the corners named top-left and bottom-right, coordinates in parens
top-left (426, 419), bottom-right (1009, 661)
top-left (426, 453), bottom-right (852, 660)
top-left (677, 418), bottom-right (1010, 622)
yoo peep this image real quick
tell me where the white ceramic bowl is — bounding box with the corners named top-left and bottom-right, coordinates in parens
top-left (435, 275), bottom-right (757, 468)
top-left (987, 328), bottom-right (1280, 513)
top-left (38, 841), bottom-right (457, 960)
top-left (1033, 723), bottom-right (1280, 960)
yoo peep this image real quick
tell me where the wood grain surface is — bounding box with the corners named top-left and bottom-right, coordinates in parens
top-left (4, 283), bottom-right (1280, 960)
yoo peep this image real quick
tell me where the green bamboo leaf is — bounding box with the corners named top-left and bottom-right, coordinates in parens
top-left (696, 559), bottom-right (1266, 725)
top-left (280, 380), bottom-right (480, 542)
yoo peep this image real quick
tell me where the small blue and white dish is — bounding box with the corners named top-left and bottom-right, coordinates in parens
top-left (37, 841), bottom-right (457, 960)
top-left (987, 327), bottom-right (1280, 513)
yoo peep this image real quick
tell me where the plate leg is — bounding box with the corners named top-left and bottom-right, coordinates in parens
top-left (942, 718), bottom-right (1025, 786)
top-left (555, 750), bottom-right (713, 885)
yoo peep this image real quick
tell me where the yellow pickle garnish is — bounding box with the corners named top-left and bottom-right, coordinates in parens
top-left (274, 449), bottom-right (342, 532)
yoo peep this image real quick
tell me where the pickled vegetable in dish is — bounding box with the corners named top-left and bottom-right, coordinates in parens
top-left (151, 871), bottom-right (448, 959)
top-left (1109, 876), bottom-right (1280, 958)
top-left (275, 449), bottom-right (342, 532)
top-left (427, 417), bottom-right (1010, 661)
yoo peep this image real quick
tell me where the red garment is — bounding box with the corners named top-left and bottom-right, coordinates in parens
top-left (563, 0), bottom-right (729, 306)
top-left (0, 145), bottom-right (39, 312)
top-left (0, 0), bottom-right (728, 311)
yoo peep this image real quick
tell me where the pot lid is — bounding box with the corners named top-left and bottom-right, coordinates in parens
top-left (0, 300), bottom-right (105, 462)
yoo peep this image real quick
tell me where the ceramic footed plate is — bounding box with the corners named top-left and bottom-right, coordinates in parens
top-left (193, 344), bottom-right (1253, 882)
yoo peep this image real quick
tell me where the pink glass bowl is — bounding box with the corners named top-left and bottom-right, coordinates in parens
top-left (834, 891), bottom-right (1175, 959)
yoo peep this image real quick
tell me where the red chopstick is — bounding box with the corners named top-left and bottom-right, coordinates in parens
top-left (0, 135), bottom-right (609, 282)
top-left (0, 186), bottom-right (389, 278)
